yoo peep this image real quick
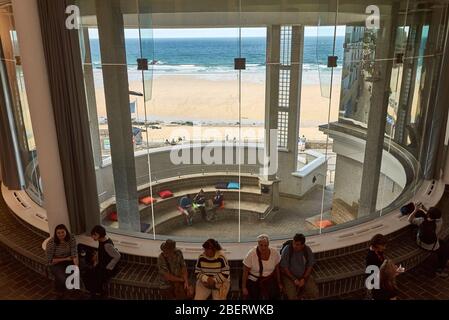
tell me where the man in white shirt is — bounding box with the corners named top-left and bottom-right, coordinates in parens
top-left (242, 234), bottom-right (282, 300)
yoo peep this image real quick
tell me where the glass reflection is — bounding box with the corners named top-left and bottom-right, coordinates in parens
top-left (74, 0), bottom-right (449, 242)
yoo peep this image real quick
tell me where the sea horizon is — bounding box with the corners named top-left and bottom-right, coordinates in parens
top-left (89, 35), bottom-right (344, 86)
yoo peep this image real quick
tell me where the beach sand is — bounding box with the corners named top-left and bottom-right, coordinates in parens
top-left (94, 74), bottom-right (340, 142)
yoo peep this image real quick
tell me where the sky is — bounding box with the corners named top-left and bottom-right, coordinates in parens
top-left (89, 26), bottom-right (346, 39)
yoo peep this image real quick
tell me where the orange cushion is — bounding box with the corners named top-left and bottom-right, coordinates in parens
top-left (315, 219), bottom-right (333, 228)
top-left (159, 190), bottom-right (174, 199)
top-left (108, 211), bottom-right (118, 222)
top-left (139, 196), bottom-right (156, 205)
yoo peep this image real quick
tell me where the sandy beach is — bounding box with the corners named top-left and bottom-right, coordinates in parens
top-left (94, 74), bottom-right (341, 142)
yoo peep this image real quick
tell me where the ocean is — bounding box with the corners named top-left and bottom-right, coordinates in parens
top-left (88, 36), bottom-right (345, 83)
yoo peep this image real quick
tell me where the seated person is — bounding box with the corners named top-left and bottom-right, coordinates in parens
top-left (366, 234), bottom-right (387, 268)
top-left (158, 239), bottom-right (193, 300)
top-left (242, 234), bottom-right (282, 300)
top-left (280, 233), bottom-right (319, 300)
top-left (372, 260), bottom-right (400, 300)
top-left (213, 190), bottom-right (224, 209)
top-left (179, 194), bottom-right (193, 225)
top-left (194, 239), bottom-right (230, 300)
top-left (193, 189), bottom-right (207, 221)
top-left (46, 224), bottom-right (78, 299)
top-left (365, 234), bottom-right (387, 299)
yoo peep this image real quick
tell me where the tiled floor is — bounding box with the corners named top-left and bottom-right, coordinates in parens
top-left (0, 245), bottom-right (87, 300)
top-left (337, 255), bottom-right (449, 300)
top-left (2, 241), bottom-right (449, 300)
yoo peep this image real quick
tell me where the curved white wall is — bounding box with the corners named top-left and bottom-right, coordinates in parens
top-left (11, 0), bottom-right (70, 233)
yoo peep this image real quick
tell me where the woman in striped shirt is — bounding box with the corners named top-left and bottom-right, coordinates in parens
top-left (45, 224), bottom-right (78, 297)
top-left (194, 239), bottom-right (230, 300)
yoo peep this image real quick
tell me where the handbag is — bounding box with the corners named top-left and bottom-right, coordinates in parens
top-left (163, 254), bottom-right (193, 299)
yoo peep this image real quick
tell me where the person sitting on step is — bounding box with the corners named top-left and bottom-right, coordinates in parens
top-left (280, 233), bottom-right (319, 300)
top-left (213, 190), bottom-right (224, 209)
top-left (158, 239), bottom-right (194, 300)
top-left (193, 189), bottom-right (207, 221)
top-left (179, 194), bottom-right (194, 226)
top-left (194, 239), bottom-right (230, 300)
top-left (46, 224), bottom-right (78, 299)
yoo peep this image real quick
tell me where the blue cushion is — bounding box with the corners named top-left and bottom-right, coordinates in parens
top-left (227, 182), bottom-right (240, 190)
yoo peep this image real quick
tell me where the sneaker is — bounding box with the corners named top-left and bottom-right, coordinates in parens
top-left (436, 269), bottom-right (449, 278)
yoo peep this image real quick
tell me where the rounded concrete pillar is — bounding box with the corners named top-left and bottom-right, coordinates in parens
top-left (11, 0), bottom-right (70, 234)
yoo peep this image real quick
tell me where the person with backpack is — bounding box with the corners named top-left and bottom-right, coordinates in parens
top-left (280, 233), bottom-right (319, 300)
top-left (84, 225), bottom-right (121, 298)
top-left (242, 234), bottom-right (282, 300)
top-left (408, 204), bottom-right (448, 277)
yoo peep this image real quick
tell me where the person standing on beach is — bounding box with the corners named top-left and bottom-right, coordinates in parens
top-left (299, 135), bottom-right (307, 152)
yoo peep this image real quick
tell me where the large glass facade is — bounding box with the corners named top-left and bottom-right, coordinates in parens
top-left (0, 5), bottom-right (43, 205)
top-left (74, 0), bottom-right (449, 242)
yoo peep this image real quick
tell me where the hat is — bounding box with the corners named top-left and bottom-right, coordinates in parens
top-left (161, 239), bottom-right (176, 252)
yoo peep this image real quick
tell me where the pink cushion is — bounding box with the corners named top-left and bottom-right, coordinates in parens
top-left (108, 211), bottom-right (118, 222)
top-left (159, 190), bottom-right (174, 199)
top-left (139, 196), bottom-right (157, 205)
top-left (314, 220), bottom-right (333, 228)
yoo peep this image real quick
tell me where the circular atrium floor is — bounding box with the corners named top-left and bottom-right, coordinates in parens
top-left (145, 186), bottom-right (338, 241)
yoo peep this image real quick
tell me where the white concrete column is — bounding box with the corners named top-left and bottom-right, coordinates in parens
top-left (11, 0), bottom-right (70, 234)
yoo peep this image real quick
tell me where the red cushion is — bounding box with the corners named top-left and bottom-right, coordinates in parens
top-left (108, 211), bottom-right (118, 222)
top-left (314, 219), bottom-right (333, 228)
top-left (139, 196), bottom-right (157, 205)
top-left (159, 190), bottom-right (174, 199)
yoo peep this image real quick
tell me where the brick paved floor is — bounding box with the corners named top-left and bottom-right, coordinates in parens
top-left (336, 253), bottom-right (449, 300)
top-left (2, 241), bottom-right (449, 300)
top-left (0, 245), bottom-right (88, 300)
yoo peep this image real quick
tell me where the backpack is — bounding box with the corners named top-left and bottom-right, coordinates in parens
top-left (400, 202), bottom-right (415, 216)
top-left (280, 240), bottom-right (309, 266)
top-left (418, 218), bottom-right (437, 246)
